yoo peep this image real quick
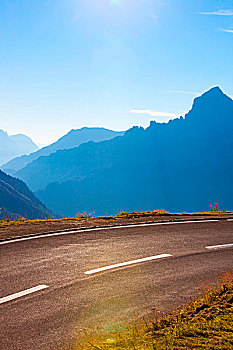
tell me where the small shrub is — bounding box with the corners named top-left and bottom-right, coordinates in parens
top-left (76, 211), bottom-right (95, 219)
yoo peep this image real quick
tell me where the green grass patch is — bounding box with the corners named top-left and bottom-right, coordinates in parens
top-left (68, 272), bottom-right (233, 349)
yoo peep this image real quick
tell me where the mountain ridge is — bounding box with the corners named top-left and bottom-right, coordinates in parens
top-left (33, 86), bottom-right (233, 216)
top-left (0, 130), bottom-right (38, 166)
top-left (2, 127), bottom-right (124, 174)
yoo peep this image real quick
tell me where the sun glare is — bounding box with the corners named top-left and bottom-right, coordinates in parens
top-left (110, 0), bottom-right (121, 6)
top-left (80, 0), bottom-right (151, 18)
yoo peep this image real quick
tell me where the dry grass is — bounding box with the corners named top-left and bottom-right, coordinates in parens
top-left (114, 210), bottom-right (233, 219)
top-left (1, 210), bottom-right (233, 229)
top-left (66, 271), bottom-right (233, 349)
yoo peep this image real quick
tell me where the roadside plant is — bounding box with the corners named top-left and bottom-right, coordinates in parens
top-left (76, 211), bottom-right (94, 218)
top-left (210, 202), bottom-right (219, 212)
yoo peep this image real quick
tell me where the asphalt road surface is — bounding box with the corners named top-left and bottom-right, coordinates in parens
top-left (1, 219), bottom-right (233, 350)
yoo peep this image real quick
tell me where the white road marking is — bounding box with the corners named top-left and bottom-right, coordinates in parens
top-left (227, 219), bottom-right (233, 221)
top-left (0, 230), bottom-right (81, 245)
top-left (0, 219), bottom-right (219, 245)
top-left (0, 285), bottom-right (49, 305)
top-left (205, 243), bottom-right (233, 250)
top-left (151, 220), bottom-right (219, 225)
top-left (84, 254), bottom-right (173, 275)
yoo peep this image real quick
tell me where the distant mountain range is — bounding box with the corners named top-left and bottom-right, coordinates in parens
top-left (0, 170), bottom-right (52, 219)
top-left (3, 87), bottom-right (232, 217)
top-left (2, 127), bottom-right (124, 174)
top-left (0, 131), bottom-right (38, 166)
top-left (13, 86), bottom-right (231, 217)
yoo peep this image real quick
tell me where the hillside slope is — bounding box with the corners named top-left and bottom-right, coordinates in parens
top-left (19, 87), bottom-right (233, 216)
top-left (0, 170), bottom-right (52, 219)
top-left (2, 127), bottom-right (124, 174)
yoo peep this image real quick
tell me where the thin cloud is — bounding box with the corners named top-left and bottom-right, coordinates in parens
top-left (130, 109), bottom-right (177, 118)
top-left (199, 9), bottom-right (233, 16)
top-left (168, 90), bottom-right (201, 95)
top-left (218, 28), bottom-right (233, 33)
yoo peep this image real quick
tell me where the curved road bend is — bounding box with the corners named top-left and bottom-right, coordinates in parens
top-left (0, 219), bottom-right (233, 350)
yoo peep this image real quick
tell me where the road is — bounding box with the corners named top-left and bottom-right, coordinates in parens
top-left (0, 219), bottom-right (233, 350)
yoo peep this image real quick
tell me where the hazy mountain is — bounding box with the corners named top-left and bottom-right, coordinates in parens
top-left (14, 135), bottom-right (125, 191)
top-left (0, 131), bottom-right (38, 166)
top-left (0, 170), bottom-right (52, 219)
top-left (2, 127), bottom-right (124, 174)
top-left (15, 87), bottom-right (233, 216)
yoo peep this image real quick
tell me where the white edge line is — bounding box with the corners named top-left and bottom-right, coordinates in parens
top-left (0, 285), bottom-right (49, 305)
top-left (0, 220), bottom-right (220, 245)
top-left (151, 220), bottom-right (219, 225)
top-left (205, 243), bottom-right (233, 250)
top-left (84, 253), bottom-right (173, 275)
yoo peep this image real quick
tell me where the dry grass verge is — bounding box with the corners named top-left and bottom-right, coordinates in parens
top-left (0, 210), bottom-right (233, 241)
top-left (67, 271), bottom-right (233, 349)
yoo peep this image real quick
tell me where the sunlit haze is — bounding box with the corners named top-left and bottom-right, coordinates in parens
top-left (0, 0), bottom-right (232, 145)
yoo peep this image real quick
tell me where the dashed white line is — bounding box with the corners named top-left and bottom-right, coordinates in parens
top-left (205, 243), bottom-right (233, 250)
top-left (0, 219), bottom-right (220, 245)
top-left (84, 254), bottom-right (173, 275)
top-left (227, 219), bottom-right (233, 221)
top-left (0, 285), bottom-right (49, 305)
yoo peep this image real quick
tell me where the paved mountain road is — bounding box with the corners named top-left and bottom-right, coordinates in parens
top-left (0, 219), bottom-right (233, 350)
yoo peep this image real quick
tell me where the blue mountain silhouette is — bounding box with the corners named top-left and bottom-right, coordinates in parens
top-left (14, 86), bottom-right (233, 216)
top-left (0, 131), bottom-right (38, 166)
top-left (2, 127), bottom-right (124, 174)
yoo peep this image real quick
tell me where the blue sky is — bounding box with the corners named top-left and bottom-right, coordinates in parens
top-left (0, 0), bottom-right (232, 145)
